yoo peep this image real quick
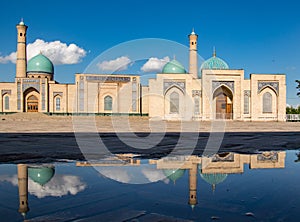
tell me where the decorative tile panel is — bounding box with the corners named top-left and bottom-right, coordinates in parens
top-left (53, 92), bottom-right (63, 97)
top-left (1, 90), bottom-right (11, 96)
top-left (79, 77), bottom-right (84, 112)
top-left (212, 81), bottom-right (234, 93)
top-left (244, 90), bottom-right (251, 97)
top-left (22, 79), bottom-right (40, 93)
top-left (212, 153), bottom-right (234, 162)
top-left (258, 81), bottom-right (279, 94)
top-left (192, 90), bottom-right (202, 97)
top-left (257, 152), bottom-right (278, 162)
top-left (17, 81), bottom-right (21, 110)
top-left (163, 80), bottom-right (185, 94)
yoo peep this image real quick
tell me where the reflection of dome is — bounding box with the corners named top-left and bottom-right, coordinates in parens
top-left (162, 59), bottom-right (186, 74)
top-left (163, 169), bottom-right (186, 183)
top-left (200, 173), bottom-right (227, 187)
top-left (27, 53), bottom-right (54, 74)
top-left (28, 166), bottom-right (55, 186)
top-left (201, 50), bottom-right (229, 70)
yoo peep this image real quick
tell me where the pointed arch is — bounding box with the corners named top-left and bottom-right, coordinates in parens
top-left (24, 87), bottom-right (40, 112)
top-left (165, 84), bottom-right (185, 96)
top-left (4, 94), bottom-right (10, 110)
top-left (213, 85), bottom-right (233, 119)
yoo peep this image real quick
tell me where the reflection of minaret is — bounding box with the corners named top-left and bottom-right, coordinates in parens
top-left (17, 164), bottom-right (29, 218)
top-left (188, 163), bottom-right (198, 209)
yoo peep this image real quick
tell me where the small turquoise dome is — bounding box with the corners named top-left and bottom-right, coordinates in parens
top-left (200, 173), bottom-right (228, 186)
top-left (163, 169), bottom-right (186, 183)
top-left (27, 53), bottom-right (54, 74)
top-left (201, 50), bottom-right (229, 70)
top-left (28, 166), bottom-right (55, 186)
top-left (162, 59), bottom-right (186, 74)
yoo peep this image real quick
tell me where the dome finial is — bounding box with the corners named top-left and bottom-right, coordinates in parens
top-left (213, 46), bottom-right (216, 57)
top-left (191, 28), bottom-right (196, 35)
top-left (19, 18), bottom-right (25, 26)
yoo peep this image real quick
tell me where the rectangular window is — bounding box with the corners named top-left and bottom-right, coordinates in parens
top-left (4, 96), bottom-right (9, 110)
top-left (194, 96), bottom-right (199, 115)
top-left (56, 97), bottom-right (61, 111)
top-left (244, 94), bottom-right (249, 114)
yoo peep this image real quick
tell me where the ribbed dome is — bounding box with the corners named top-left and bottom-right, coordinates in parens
top-left (201, 50), bottom-right (229, 70)
top-left (162, 59), bottom-right (186, 74)
top-left (163, 169), bottom-right (186, 183)
top-left (27, 53), bottom-right (54, 74)
top-left (28, 166), bottom-right (55, 186)
top-left (200, 173), bottom-right (228, 186)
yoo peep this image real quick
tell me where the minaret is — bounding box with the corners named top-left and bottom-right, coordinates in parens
top-left (17, 164), bottom-right (29, 218)
top-left (16, 19), bottom-right (28, 78)
top-left (188, 163), bottom-right (198, 209)
top-left (188, 28), bottom-right (198, 79)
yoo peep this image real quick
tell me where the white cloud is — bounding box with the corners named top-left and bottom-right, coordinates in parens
top-left (0, 174), bottom-right (86, 198)
top-left (0, 39), bottom-right (86, 65)
top-left (97, 56), bottom-right (131, 72)
top-left (0, 52), bottom-right (16, 64)
top-left (141, 56), bottom-right (170, 73)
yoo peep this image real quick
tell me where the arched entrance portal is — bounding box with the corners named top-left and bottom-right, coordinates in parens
top-left (24, 88), bottom-right (40, 112)
top-left (213, 86), bottom-right (233, 119)
top-left (27, 95), bottom-right (39, 112)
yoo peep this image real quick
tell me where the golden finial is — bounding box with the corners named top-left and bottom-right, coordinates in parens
top-left (213, 46), bottom-right (216, 57)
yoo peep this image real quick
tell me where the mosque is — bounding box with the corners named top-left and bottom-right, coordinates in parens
top-left (0, 20), bottom-right (286, 121)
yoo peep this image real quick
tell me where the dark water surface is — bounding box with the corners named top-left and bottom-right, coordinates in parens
top-left (1, 150), bottom-right (300, 222)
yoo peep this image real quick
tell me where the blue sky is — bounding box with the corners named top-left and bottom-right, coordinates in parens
top-left (0, 0), bottom-right (299, 106)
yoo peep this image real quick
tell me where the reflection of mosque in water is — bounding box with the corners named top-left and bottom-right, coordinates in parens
top-left (77, 151), bottom-right (285, 209)
top-left (17, 164), bottom-right (55, 219)
top-left (16, 152), bottom-right (285, 219)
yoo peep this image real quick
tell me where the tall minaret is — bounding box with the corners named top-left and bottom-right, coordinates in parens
top-left (188, 28), bottom-right (198, 79)
top-left (188, 163), bottom-right (198, 209)
top-left (16, 19), bottom-right (28, 78)
top-left (17, 164), bottom-right (29, 218)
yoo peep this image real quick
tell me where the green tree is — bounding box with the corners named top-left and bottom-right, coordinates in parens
top-left (296, 80), bottom-right (300, 97)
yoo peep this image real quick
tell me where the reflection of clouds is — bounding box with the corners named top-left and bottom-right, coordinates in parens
top-left (0, 175), bottom-right (86, 198)
top-left (29, 175), bottom-right (86, 198)
top-left (97, 166), bottom-right (170, 184)
top-left (98, 167), bottom-right (130, 183)
top-left (0, 175), bottom-right (18, 186)
top-left (142, 168), bottom-right (169, 184)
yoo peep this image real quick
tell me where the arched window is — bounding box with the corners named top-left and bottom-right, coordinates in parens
top-left (170, 91), bottom-right (179, 114)
top-left (263, 92), bottom-right (272, 113)
top-left (4, 96), bottom-right (9, 110)
top-left (55, 97), bottom-right (61, 111)
top-left (104, 96), bottom-right (112, 111)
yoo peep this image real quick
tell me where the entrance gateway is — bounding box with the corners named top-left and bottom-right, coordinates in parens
top-left (26, 95), bottom-right (38, 112)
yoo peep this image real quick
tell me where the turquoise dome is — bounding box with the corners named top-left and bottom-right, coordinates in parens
top-left (163, 169), bottom-right (186, 183)
top-left (201, 51), bottom-right (229, 70)
top-left (200, 173), bottom-right (228, 186)
top-left (162, 59), bottom-right (186, 74)
top-left (27, 53), bottom-right (54, 74)
top-left (28, 166), bottom-right (55, 186)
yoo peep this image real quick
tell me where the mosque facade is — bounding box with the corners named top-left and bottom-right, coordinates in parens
top-left (0, 20), bottom-right (286, 121)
